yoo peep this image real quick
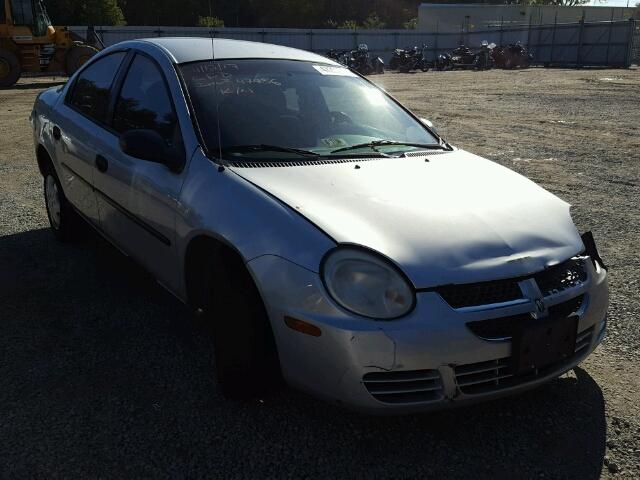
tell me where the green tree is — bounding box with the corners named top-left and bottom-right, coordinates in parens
top-left (338, 20), bottom-right (359, 29)
top-left (362, 12), bottom-right (386, 29)
top-left (197, 16), bottom-right (225, 27)
top-left (46, 0), bottom-right (126, 25)
top-left (403, 17), bottom-right (417, 29)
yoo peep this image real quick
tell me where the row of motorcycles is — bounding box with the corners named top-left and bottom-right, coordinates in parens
top-left (435, 41), bottom-right (534, 71)
top-left (391, 41), bottom-right (533, 72)
top-left (327, 41), bottom-right (534, 74)
top-left (326, 44), bottom-right (385, 75)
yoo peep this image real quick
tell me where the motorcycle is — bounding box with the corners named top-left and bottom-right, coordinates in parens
top-left (325, 49), bottom-right (349, 65)
top-left (436, 42), bottom-right (495, 71)
top-left (345, 44), bottom-right (384, 75)
top-left (396, 44), bottom-right (431, 72)
top-left (389, 48), bottom-right (406, 70)
top-left (473, 41), bottom-right (496, 70)
top-left (447, 44), bottom-right (477, 70)
top-left (492, 41), bottom-right (534, 69)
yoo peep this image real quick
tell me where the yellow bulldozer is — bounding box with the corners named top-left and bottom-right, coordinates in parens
top-left (1, 0), bottom-right (100, 87)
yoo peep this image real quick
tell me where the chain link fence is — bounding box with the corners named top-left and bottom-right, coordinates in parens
top-left (632, 24), bottom-right (640, 65)
top-left (72, 19), bottom-right (637, 68)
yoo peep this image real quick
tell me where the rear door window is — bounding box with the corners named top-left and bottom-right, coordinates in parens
top-left (68, 52), bottom-right (127, 125)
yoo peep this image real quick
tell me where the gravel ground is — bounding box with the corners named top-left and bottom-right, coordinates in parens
top-left (1, 69), bottom-right (639, 479)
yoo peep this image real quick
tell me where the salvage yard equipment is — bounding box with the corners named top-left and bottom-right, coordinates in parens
top-left (0, 0), bottom-right (99, 87)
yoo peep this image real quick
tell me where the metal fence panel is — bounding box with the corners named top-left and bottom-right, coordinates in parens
top-left (71, 20), bottom-right (636, 68)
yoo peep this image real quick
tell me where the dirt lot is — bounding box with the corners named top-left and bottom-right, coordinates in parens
top-left (1, 69), bottom-right (639, 478)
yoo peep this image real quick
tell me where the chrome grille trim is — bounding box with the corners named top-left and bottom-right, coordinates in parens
top-left (363, 369), bottom-right (444, 404)
top-left (434, 256), bottom-right (589, 310)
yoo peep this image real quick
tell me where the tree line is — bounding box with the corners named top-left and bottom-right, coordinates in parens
top-left (44, 0), bottom-right (424, 28)
top-left (44, 0), bottom-right (640, 28)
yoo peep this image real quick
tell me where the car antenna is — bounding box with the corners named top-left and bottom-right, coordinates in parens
top-left (211, 36), bottom-right (225, 172)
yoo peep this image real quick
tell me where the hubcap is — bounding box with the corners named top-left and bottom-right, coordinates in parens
top-left (0, 58), bottom-right (10, 78)
top-left (45, 175), bottom-right (62, 230)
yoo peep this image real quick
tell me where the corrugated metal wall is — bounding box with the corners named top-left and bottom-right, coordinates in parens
top-left (72, 20), bottom-right (637, 68)
top-left (417, 4), bottom-right (636, 33)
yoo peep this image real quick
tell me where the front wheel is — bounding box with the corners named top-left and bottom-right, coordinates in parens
top-left (43, 170), bottom-right (82, 241)
top-left (203, 255), bottom-right (281, 399)
top-left (65, 44), bottom-right (98, 76)
top-left (0, 49), bottom-right (21, 88)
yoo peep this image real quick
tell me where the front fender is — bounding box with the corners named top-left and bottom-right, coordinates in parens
top-left (174, 150), bottom-right (336, 297)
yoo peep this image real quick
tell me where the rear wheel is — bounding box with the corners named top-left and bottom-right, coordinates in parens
top-left (0, 49), bottom-right (21, 88)
top-left (201, 253), bottom-right (281, 399)
top-left (65, 44), bottom-right (98, 76)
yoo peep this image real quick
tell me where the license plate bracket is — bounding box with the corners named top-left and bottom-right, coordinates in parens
top-left (511, 315), bottom-right (579, 375)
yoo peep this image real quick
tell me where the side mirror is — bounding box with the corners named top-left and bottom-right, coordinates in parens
top-left (119, 129), bottom-right (184, 172)
top-left (420, 117), bottom-right (437, 133)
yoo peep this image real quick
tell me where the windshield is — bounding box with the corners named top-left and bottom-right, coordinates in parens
top-left (10, 0), bottom-right (50, 36)
top-left (33, 0), bottom-right (51, 37)
top-left (179, 59), bottom-right (440, 160)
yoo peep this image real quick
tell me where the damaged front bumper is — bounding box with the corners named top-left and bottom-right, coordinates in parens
top-left (249, 252), bottom-right (608, 414)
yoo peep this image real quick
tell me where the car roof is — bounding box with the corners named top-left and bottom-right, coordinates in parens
top-left (128, 37), bottom-right (338, 65)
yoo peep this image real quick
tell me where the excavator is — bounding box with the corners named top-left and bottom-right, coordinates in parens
top-left (1, 0), bottom-right (99, 87)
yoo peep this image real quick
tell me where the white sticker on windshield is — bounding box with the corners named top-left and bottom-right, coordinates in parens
top-left (313, 65), bottom-right (356, 77)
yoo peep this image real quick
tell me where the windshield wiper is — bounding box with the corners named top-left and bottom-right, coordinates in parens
top-left (222, 144), bottom-right (320, 158)
top-left (330, 140), bottom-right (448, 155)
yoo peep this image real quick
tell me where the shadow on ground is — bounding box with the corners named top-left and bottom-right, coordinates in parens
top-left (3, 80), bottom-right (67, 91)
top-left (0, 228), bottom-right (606, 478)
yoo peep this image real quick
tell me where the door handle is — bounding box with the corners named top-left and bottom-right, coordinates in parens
top-left (52, 126), bottom-right (61, 141)
top-left (95, 154), bottom-right (109, 173)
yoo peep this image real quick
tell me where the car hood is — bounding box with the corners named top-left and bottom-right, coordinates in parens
top-left (230, 150), bottom-right (584, 288)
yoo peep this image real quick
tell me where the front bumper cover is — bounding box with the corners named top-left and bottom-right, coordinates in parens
top-left (248, 254), bottom-right (608, 414)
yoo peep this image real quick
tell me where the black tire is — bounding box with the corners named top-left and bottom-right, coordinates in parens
top-left (0, 49), bottom-right (21, 88)
top-left (65, 44), bottom-right (98, 76)
top-left (202, 254), bottom-right (280, 400)
top-left (389, 57), bottom-right (399, 70)
top-left (43, 166), bottom-right (83, 241)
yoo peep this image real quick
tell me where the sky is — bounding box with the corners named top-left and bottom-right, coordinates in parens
top-left (589, 0), bottom-right (637, 6)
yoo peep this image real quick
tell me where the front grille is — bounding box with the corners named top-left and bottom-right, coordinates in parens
top-left (454, 326), bottom-right (594, 395)
top-left (436, 278), bottom-right (523, 309)
top-left (363, 369), bottom-right (444, 404)
top-left (548, 294), bottom-right (585, 318)
top-left (435, 257), bottom-right (587, 309)
top-left (466, 294), bottom-right (586, 340)
top-left (466, 313), bottom-right (531, 340)
top-left (534, 258), bottom-right (587, 297)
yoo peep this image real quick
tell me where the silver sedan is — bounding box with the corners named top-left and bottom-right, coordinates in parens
top-left (31, 38), bottom-right (608, 413)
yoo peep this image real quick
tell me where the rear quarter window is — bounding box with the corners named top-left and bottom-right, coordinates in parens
top-left (67, 52), bottom-right (126, 125)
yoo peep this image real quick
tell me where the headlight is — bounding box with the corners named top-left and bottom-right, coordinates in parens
top-left (321, 247), bottom-right (415, 319)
